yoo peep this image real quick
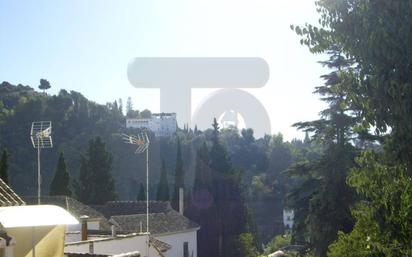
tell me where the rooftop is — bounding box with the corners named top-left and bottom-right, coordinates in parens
top-left (93, 201), bottom-right (172, 218)
top-left (0, 179), bottom-right (25, 206)
top-left (110, 209), bottom-right (200, 235)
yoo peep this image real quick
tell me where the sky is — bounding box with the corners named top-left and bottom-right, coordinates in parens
top-left (0, 0), bottom-right (327, 140)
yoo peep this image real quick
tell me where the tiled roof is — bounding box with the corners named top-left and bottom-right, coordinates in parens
top-left (24, 196), bottom-right (104, 220)
top-left (0, 178), bottom-right (25, 206)
top-left (24, 196), bottom-right (111, 230)
top-left (109, 209), bottom-right (200, 235)
top-left (149, 236), bottom-right (172, 252)
top-left (93, 201), bottom-right (172, 218)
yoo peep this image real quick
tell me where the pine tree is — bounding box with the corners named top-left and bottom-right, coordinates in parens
top-left (38, 78), bottom-right (51, 93)
top-left (172, 138), bottom-right (185, 210)
top-left (126, 97), bottom-right (133, 117)
top-left (156, 159), bottom-right (170, 201)
top-left (287, 46), bottom-right (358, 257)
top-left (137, 183), bottom-right (146, 201)
top-left (50, 152), bottom-right (72, 196)
top-left (0, 150), bottom-right (9, 184)
top-left (76, 137), bottom-right (117, 204)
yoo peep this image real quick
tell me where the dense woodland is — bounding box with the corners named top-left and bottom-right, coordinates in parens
top-left (2, 0), bottom-right (412, 256)
top-left (0, 80), bottom-right (315, 256)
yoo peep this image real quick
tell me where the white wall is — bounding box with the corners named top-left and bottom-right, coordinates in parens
top-left (156, 230), bottom-right (197, 257)
top-left (65, 235), bottom-right (160, 257)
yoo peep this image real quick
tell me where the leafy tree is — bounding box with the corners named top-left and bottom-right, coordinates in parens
top-left (76, 137), bottom-right (116, 204)
top-left (329, 151), bottom-right (412, 257)
top-left (156, 159), bottom-right (170, 201)
top-left (0, 150), bottom-right (9, 184)
top-left (50, 152), bottom-right (72, 196)
top-left (172, 138), bottom-right (185, 210)
top-left (38, 78), bottom-right (51, 92)
top-left (137, 183), bottom-right (146, 201)
top-left (235, 233), bottom-right (259, 257)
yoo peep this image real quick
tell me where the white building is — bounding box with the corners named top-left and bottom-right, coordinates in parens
top-left (126, 113), bottom-right (177, 137)
top-left (65, 234), bottom-right (167, 257)
top-left (97, 201), bottom-right (200, 257)
top-left (283, 209), bottom-right (294, 230)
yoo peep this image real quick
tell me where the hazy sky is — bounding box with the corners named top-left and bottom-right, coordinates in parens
top-left (0, 0), bottom-right (327, 140)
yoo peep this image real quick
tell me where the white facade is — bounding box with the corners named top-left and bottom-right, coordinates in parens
top-left (156, 230), bottom-right (198, 257)
top-left (65, 234), bottom-right (160, 257)
top-left (283, 209), bottom-right (294, 230)
top-left (126, 113), bottom-right (177, 137)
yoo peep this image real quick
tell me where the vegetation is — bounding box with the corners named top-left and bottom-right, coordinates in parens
top-left (0, 149), bottom-right (9, 184)
top-left (156, 159), bottom-right (170, 201)
top-left (75, 137), bottom-right (116, 204)
top-left (49, 151), bottom-right (71, 196)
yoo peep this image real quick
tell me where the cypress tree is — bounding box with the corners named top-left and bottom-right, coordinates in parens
top-left (156, 159), bottom-right (170, 201)
top-left (50, 152), bottom-right (72, 196)
top-left (208, 118), bottom-right (250, 257)
top-left (172, 138), bottom-right (185, 210)
top-left (0, 150), bottom-right (9, 184)
top-left (137, 183), bottom-right (146, 201)
top-left (76, 137), bottom-right (117, 204)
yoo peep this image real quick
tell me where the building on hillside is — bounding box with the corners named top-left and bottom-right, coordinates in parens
top-left (94, 201), bottom-right (200, 257)
top-left (126, 113), bottom-right (177, 137)
top-left (0, 179), bottom-right (78, 257)
top-left (283, 209), bottom-right (294, 230)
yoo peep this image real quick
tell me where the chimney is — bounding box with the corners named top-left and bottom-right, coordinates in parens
top-left (80, 215), bottom-right (89, 241)
top-left (179, 187), bottom-right (184, 214)
top-left (111, 225), bottom-right (117, 237)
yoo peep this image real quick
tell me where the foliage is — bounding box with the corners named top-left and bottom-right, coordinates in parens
top-left (329, 151), bottom-right (412, 257)
top-left (285, 46), bottom-right (359, 257)
top-left (38, 78), bottom-right (51, 91)
top-left (235, 233), bottom-right (259, 257)
top-left (49, 152), bottom-right (72, 196)
top-left (172, 138), bottom-right (185, 210)
top-left (0, 150), bottom-right (9, 184)
top-left (137, 183), bottom-right (146, 201)
top-left (75, 137), bottom-right (116, 204)
top-left (156, 159), bottom-right (170, 201)
top-left (264, 234), bottom-right (291, 255)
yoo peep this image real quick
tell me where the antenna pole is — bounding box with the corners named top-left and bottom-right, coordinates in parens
top-left (146, 146), bottom-right (149, 257)
top-left (37, 141), bottom-right (41, 205)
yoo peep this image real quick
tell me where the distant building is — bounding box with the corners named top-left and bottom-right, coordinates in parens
top-left (126, 113), bottom-right (177, 137)
top-left (283, 209), bottom-right (294, 230)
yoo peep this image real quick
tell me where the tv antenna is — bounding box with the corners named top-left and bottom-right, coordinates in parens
top-left (122, 132), bottom-right (150, 257)
top-left (30, 121), bottom-right (53, 205)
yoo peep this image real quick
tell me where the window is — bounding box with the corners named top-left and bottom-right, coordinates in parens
top-left (183, 242), bottom-right (189, 257)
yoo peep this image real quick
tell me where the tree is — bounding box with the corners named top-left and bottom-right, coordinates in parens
top-left (0, 150), bottom-right (9, 184)
top-left (209, 118), bottom-right (250, 257)
top-left (137, 183), bottom-right (146, 201)
top-left (126, 97), bottom-right (133, 117)
top-left (329, 151), bottom-right (412, 257)
top-left (76, 137), bottom-right (117, 204)
top-left (235, 233), bottom-right (259, 257)
top-left (50, 152), bottom-right (72, 196)
top-left (38, 78), bottom-right (51, 92)
top-left (156, 159), bottom-right (170, 201)
top-left (285, 47), bottom-right (358, 257)
top-left (172, 138), bottom-right (185, 210)
top-left (292, 1), bottom-right (412, 255)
